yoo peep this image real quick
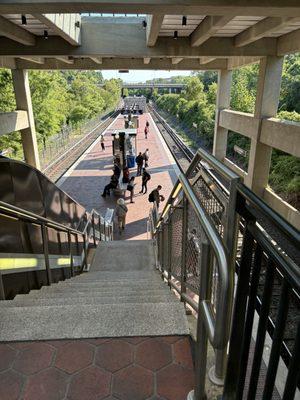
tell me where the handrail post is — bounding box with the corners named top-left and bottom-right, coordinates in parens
top-left (68, 231), bottom-right (74, 277)
top-left (180, 196), bottom-right (188, 301)
top-left (82, 233), bottom-right (88, 271)
top-left (98, 218), bottom-right (102, 241)
top-left (194, 239), bottom-right (212, 400)
top-left (41, 224), bottom-right (52, 285)
top-left (167, 216), bottom-right (173, 285)
top-left (0, 272), bottom-right (5, 300)
top-left (92, 213), bottom-right (96, 246)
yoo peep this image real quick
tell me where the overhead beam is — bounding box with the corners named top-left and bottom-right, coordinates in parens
top-left (14, 57), bottom-right (229, 70)
top-left (143, 57), bottom-right (151, 64)
top-left (55, 56), bottom-right (74, 64)
top-left (146, 14), bottom-right (164, 47)
top-left (0, 111), bottom-right (29, 136)
top-left (1, 1), bottom-right (300, 17)
top-left (17, 56), bottom-right (44, 64)
top-left (277, 28), bottom-right (300, 55)
top-left (172, 57), bottom-right (183, 65)
top-left (191, 15), bottom-right (234, 47)
top-left (235, 17), bottom-right (298, 47)
top-left (32, 13), bottom-right (81, 45)
top-left (227, 56), bottom-right (261, 70)
top-left (0, 21), bottom-right (278, 58)
top-left (90, 56), bottom-right (102, 64)
top-left (200, 56), bottom-right (217, 64)
top-left (0, 15), bottom-right (35, 46)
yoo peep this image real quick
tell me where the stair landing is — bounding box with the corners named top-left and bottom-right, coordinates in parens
top-left (0, 336), bottom-right (194, 400)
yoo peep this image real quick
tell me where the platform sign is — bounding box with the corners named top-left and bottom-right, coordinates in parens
top-left (234, 145), bottom-right (247, 157)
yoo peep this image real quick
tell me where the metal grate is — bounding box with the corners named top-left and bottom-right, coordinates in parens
top-left (192, 175), bottom-right (225, 237)
top-left (169, 207), bottom-right (183, 280)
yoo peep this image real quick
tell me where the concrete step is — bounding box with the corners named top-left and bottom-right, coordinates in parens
top-left (0, 302), bottom-right (189, 341)
top-left (91, 240), bottom-right (155, 272)
top-left (16, 288), bottom-right (171, 300)
top-left (54, 281), bottom-right (165, 290)
top-left (1, 294), bottom-right (178, 307)
top-left (74, 271), bottom-right (160, 282)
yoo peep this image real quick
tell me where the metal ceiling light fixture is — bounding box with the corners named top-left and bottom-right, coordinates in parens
top-left (173, 30), bottom-right (178, 39)
top-left (142, 20), bottom-right (147, 29)
top-left (43, 30), bottom-right (49, 40)
top-left (182, 16), bottom-right (187, 26)
top-left (21, 15), bottom-right (27, 25)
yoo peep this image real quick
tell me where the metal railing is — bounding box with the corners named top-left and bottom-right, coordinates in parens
top-left (149, 147), bottom-right (300, 400)
top-left (0, 201), bottom-right (113, 300)
top-left (149, 148), bottom-right (241, 399)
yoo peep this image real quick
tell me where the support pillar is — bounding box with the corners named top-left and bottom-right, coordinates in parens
top-left (11, 69), bottom-right (40, 169)
top-left (213, 69), bottom-right (232, 160)
top-left (245, 56), bottom-right (284, 196)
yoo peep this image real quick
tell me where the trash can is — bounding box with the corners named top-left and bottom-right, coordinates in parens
top-left (127, 155), bottom-right (135, 168)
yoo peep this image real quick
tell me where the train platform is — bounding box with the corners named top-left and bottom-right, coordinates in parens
top-left (58, 112), bottom-right (179, 240)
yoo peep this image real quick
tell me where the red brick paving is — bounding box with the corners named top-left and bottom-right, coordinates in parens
top-left (59, 112), bottom-right (178, 240)
top-left (0, 336), bottom-right (194, 400)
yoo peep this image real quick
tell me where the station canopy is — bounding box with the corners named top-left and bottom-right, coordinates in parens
top-left (0, 1), bottom-right (300, 70)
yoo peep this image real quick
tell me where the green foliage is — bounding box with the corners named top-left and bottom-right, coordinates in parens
top-left (0, 69), bottom-right (121, 157)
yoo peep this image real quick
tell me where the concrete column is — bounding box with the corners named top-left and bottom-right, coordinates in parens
top-left (11, 69), bottom-right (40, 169)
top-left (245, 56), bottom-right (284, 196)
top-left (213, 69), bottom-right (232, 160)
top-left (169, 87), bottom-right (172, 94)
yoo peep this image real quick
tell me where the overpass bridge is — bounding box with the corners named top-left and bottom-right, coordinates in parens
top-left (98, 82), bottom-right (187, 94)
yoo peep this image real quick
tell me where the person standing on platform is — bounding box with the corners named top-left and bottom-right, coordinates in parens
top-left (135, 152), bottom-right (144, 176)
top-left (144, 126), bottom-right (149, 139)
top-left (143, 148), bottom-right (149, 168)
top-left (100, 135), bottom-right (105, 151)
top-left (148, 185), bottom-right (164, 208)
top-left (146, 120), bottom-right (150, 129)
top-left (122, 167), bottom-right (130, 183)
top-left (115, 198), bottom-right (128, 234)
top-left (140, 168), bottom-right (151, 194)
top-left (127, 176), bottom-right (136, 203)
top-left (101, 175), bottom-right (118, 197)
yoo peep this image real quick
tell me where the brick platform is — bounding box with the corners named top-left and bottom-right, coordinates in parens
top-left (58, 112), bottom-right (179, 240)
top-left (0, 336), bottom-right (194, 400)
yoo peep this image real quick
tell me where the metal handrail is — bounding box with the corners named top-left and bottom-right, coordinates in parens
top-left (154, 175), bottom-right (231, 349)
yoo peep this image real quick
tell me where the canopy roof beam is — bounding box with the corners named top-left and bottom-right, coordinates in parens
top-left (191, 15), bottom-right (234, 47)
top-left (0, 15), bottom-right (35, 46)
top-left (146, 15), bottom-right (164, 46)
top-left (235, 16), bottom-right (299, 47)
top-left (1, 1), bottom-right (300, 17)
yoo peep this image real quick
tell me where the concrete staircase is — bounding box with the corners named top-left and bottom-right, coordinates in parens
top-left (0, 240), bottom-right (189, 341)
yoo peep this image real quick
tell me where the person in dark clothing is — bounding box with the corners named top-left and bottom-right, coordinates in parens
top-left (146, 121), bottom-right (150, 128)
top-left (127, 176), bottom-right (136, 203)
top-left (148, 185), bottom-right (164, 207)
top-left (113, 162), bottom-right (121, 178)
top-left (139, 168), bottom-right (151, 194)
top-left (135, 152), bottom-right (144, 176)
top-left (100, 135), bottom-right (105, 151)
top-left (101, 175), bottom-right (118, 197)
top-left (144, 126), bottom-right (149, 139)
top-left (122, 167), bottom-right (130, 183)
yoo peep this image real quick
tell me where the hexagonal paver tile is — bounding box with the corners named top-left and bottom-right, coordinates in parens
top-left (96, 340), bottom-right (133, 372)
top-left (113, 365), bottom-right (154, 400)
top-left (55, 341), bottom-right (94, 374)
top-left (86, 338), bottom-right (110, 346)
top-left (122, 337), bottom-right (148, 345)
top-left (13, 342), bottom-right (54, 375)
top-left (8, 342), bottom-right (32, 350)
top-left (0, 370), bottom-right (23, 400)
top-left (136, 339), bottom-right (172, 371)
top-left (0, 344), bottom-right (16, 371)
top-left (23, 368), bottom-right (68, 400)
top-left (157, 364), bottom-right (194, 400)
top-left (68, 366), bottom-right (111, 400)
top-left (174, 338), bottom-right (194, 369)
top-left (45, 340), bottom-right (71, 348)
top-left (155, 336), bottom-right (180, 344)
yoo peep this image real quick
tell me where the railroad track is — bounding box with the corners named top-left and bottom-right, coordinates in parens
top-left (43, 110), bottom-right (119, 183)
top-left (148, 103), bottom-right (299, 369)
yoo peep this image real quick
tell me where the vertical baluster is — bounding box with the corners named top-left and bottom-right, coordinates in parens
top-left (41, 223), bottom-right (52, 285)
top-left (282, 322), bottom-right (300, 400)
top-left (180, 196), bottom-right (188, 300)
top-left (68, 231), bottom-right (74, 277)
top-left (0, 272), bottom-right (5, 300)
top-left (92, 213), bottom-right (96, 246)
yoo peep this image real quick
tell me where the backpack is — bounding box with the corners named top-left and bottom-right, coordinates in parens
top-left (148, 191), bottom-right (155, 203)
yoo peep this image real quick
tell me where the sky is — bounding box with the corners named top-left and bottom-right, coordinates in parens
top-left (102, 70), bottom-right (192, 83)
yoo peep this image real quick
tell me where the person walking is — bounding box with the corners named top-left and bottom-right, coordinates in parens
top-left (101, 175), bottom-right (118, 197)
top-left (115, 198), bottom-right (128, 234)
top-left (144, 126), bottom-right (149, 139)
top-left (143, 148), bottom-right (149, 168)
top-left (139, 168), bottom-right (151, 194)
top-left (100, 135), bottom-right (105, 151)
top-left (135, 152), bottom-right (144, 176)
top-left (127, 176), bottom-right (136, 203)
top-left (148, 185), bottom-right (164, 208)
